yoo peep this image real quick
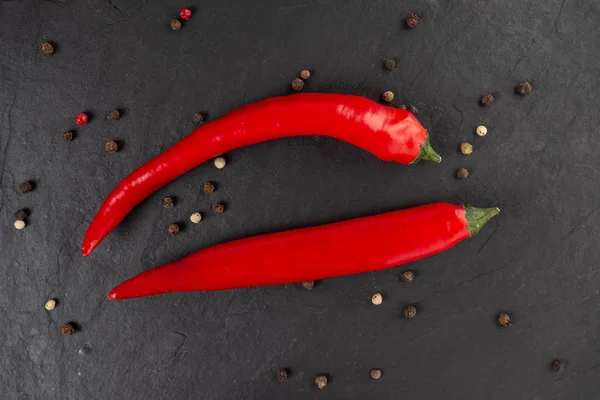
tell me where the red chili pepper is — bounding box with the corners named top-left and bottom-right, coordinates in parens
top-left (82, 94), bottom-right (441, 256)
top-left (108, 203), bottom-right (498, 300)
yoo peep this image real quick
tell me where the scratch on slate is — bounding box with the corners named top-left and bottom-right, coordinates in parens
top-left (561, 206), bottom-right (598, 241)
top-left (409, 15), bottom-right (475, 91)
top-left (478, 228), bottom-right (498, 254)
top-left (457, 252), bottom-right (518, 287)
top-left (550, 0), bottom-right (568, 40)
top-left (106, 0), bottom-right (122, 14)
top-left (172, 331), bottom-right (187, 354)
top-left (574, 164), bottom-right (600, 177)
top-left (0, 92), bottom-right (16, 213)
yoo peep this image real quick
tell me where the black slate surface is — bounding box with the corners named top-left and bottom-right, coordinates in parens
top-left (1, 0), bottom-right (600, 399)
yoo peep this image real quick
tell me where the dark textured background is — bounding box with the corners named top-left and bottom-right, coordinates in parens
top-left (1, 0), bottom-right (600, 399)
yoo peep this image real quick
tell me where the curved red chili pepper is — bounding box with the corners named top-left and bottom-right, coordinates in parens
top-left (83, 93), bottom-right (441, 256)
top-left (108, 203), bottom-right (499, 300)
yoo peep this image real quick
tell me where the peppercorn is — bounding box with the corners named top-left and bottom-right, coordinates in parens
top-left (497, 313), bottom-right (512, 327)
top-left (277, 369), bottom-right (288, 381)
top-left (63, 131), bottom-right (73, 142)
top-left (315, 375), bottom-right (328, 389)
top-left (19, 181), bottom-right (33, 193)
top-left (476, 125), bottom-right (487, 136)
top-left (171, 19), bottom-right (182, 31)
top-left (44, 299), bottom-right (56, 311)
top-left (552, 359), bottom-right (564, 372)
top-left (291, 78), bottom-right (304, 92)
top-left (456, 168), bottom-right (469, 180)
top-left (460, 142), bottom-right (473, 155)
top-left (162, 197), bottom-right (174, 208)
top-left (384, 58), bottom-right (396, 70)
top-left (179, 7), bottom-right (192, 20)
top-left (382, 91), bottom-right (394, 103)
top-left (168, 223), bottom-right (180, 235)
top-left (481, 94), bottom-right (494, 106)
top-left (300, 70), bottom-right (311, 80)
top-left (14, 220), bottom-right (26, 230)
top-left (301, 280), bottom-right (314, 290)
top-left (190, 212), bottom-right (202, 224)
top-left (211, 203), bottom-right (225, 214)
top-left (516, 82), bottom-right (533, 95)
top-left (371, 293), bottom-right (383, 305)
top-left (60, 323), bottom-right (75, 336)
top-left (398, 104), bottom-right (408, 110)
top-left (405, 13), bottom-right (420, 28)
top-left (108, 109), bottom-right (121, 120)
top-left (105, 141), bottom-right (119, 153)
top-left (214, 156), bottom-right (226, 169)
top-left (401, 270), bottom-right (415, 282)
top-left (370, 369), bottom-right (382, 380)
top-left (403, 304), bottom-right (417, 319)
top-left (203, 182), bottom-right (215, 193)
top-left (41, 42), bottom-right (54, 56)
top-left (75, 113), bottom-right (88, 126)
top-left (193, 112), bottom-right (204, 124)
top-left (15, 209), bottom-right (27, 221)
top-left (408, 105), bottom-right (418, 115)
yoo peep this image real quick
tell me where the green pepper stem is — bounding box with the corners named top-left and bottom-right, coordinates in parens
top-left (411, 133), bottom-right (442, 164)
top-left (465, 206), bottom-right (500, 236)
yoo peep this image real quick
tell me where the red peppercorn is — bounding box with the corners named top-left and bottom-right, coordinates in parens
top-left (179, 8), bottom-right (192, 20)
top-left (75, 113), bottom-right (88, 126)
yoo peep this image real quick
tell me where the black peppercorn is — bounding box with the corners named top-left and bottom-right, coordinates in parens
top-left (105, 141), bottom-right (119, 153)
top-left (408, 105), bottom-right (418, 115)
top-left (403, 304), bottom-right (417, 319)
top-left (193, 112), bottom-right (204, 124)
top-left (61, 323), bottom-right (75, 336)
top-left (41, 42), bottom-right (54, 56)
top-left (552, 359), bottom-right (564, 372)
top-left (384, 58), bottom-right (396, 70)
top-left (162, 197), bottom-right (174, 208)
top-left (168, 223), bottom-right (180, 235)
top-left (401, 270), bottom-right (415, 282)
top-left (63, 131), bottom-right (73, 142)
top-left (291, 78), bottom-right (304, 92)
top-left (108, 109), bottom-right (121, 120)
top-left (481, 94), bottom-right (494, 106)
top-left (516, 82), bottom-right (532, 95)
top-left (456, 168), bottom-right (469, 180)
top-left (277, 369), bottom-right (288, 381)
top-left (399, 104), bottom-right (408, 110)
top-left (406, 13), bottom-right (420, 28)
top-left (497, 313), bottom-right (512, 327)
top-left (15, 209), bottom-right (27, 220)
top-left (211, 203), bottom-right (225, 214)
top-left (301, 280), bottom-right (314, 290)
top-left (203, 182), bottom-right (215, 193)
top-left (171, 19), bottom-right (182, 31)
top-left (19, 181), bottom-right (33, 193)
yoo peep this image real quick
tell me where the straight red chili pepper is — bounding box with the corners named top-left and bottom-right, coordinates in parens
top-left (83, 93), bottom-right (441, 256)
top-left (108, 203), bottom-right (498, 300)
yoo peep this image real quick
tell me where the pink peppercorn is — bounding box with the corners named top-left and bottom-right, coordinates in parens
top-left (179, 8), bottom-right (192, 20)
top-left (75, 113), bottom-right (88, 126)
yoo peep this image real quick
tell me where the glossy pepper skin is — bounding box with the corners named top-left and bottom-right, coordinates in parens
top-left (83, 93), bottom-right (441, 256)
top-left (108, 203), bottom-right (498, 300)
